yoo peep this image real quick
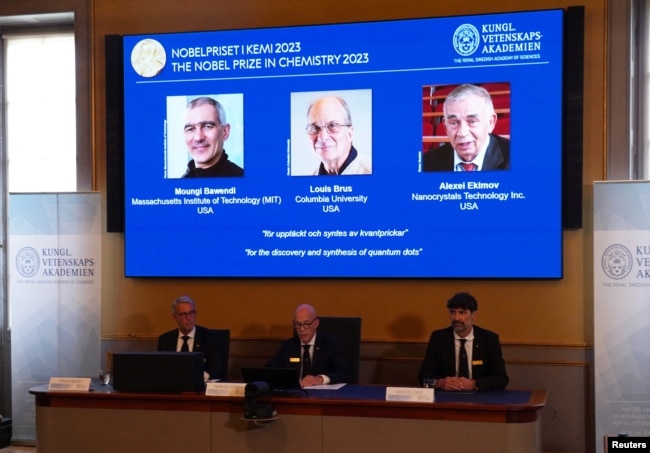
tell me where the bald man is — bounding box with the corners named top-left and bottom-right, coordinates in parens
top-left (266, 304), bottom-right (351, 387)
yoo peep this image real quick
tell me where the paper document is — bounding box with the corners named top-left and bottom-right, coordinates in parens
top-left (305, 383), bottom-right (347, 390)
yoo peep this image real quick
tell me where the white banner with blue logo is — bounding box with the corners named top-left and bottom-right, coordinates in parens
top-left (7, 193), bottom-right (101, 441)
top-left (594, 181), bottom-right (650, 452)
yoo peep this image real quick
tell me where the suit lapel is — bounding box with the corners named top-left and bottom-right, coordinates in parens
top-left (445, 328), bottom-right (456, 375)
top-left (482, 135), bottom-right (505, 170)
top-left (312, 338), bottom-right (321, 371)
top-left (290, 338), bottom-right (302, 375)
top-left (470, 328), bottom-right (483, 374)
top-left (193, 327), bottom-right (203, 351)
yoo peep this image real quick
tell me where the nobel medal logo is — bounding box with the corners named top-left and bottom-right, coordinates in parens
top-left (131, 38), bottom-right (166, 77)
top-left (602, 244), bottom-right (633, 280)
top-left (453, 24), bottom-right (480, 56)
top-left (16, 247), bottom-right (40, 277)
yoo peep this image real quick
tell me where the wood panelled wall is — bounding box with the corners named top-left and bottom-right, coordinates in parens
top-left (2, 1), bottom-right (606, 451)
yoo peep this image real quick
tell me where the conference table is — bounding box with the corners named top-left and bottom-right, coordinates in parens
top-left (30, 382), bottom-right (546, 452)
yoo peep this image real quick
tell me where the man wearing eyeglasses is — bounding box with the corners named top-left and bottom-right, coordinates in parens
top-left (181, 96), bottom-right (244, 178)
top-left (266, 304), bottom-right (351, 387)
top-left (422, 84), bottom-right (510, 172)
top-left (157, 295), bottom-right (227, 381)
top-left (305, 96), bottom-right (371, 175)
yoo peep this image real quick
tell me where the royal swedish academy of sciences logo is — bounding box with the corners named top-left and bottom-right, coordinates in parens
top-left (452, 24), bottom-right (480, 57)
top-left (601, 244), bottom-right (633, 280)
top-left (16, 247), bottom-right (40, 278)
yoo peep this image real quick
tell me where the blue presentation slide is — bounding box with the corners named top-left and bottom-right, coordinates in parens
top-left (122, 9), bottom-right (564, 278)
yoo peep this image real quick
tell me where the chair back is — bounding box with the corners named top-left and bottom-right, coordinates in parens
top-left (317, 316), bottom-right (362, 383)
top-left (212, 329), bottom-right (230, 378)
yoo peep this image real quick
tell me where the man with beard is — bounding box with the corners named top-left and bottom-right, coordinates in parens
top-left (418, 292), bottom-right (509, 392)
top-left (266, 303), bottom-right (351, 387)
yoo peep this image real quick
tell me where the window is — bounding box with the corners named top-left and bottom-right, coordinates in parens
top-left (608, 0), bottom-right (650, 180)
top-left (638, 0), bottom-right (650, 179)
top-left (3, 32), bottom-right (76, 192)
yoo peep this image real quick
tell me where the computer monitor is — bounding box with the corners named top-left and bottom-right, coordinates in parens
top-left (241, 367), bottom-right (302, 392)
top-left (112, 351), bottom-right (205, 393)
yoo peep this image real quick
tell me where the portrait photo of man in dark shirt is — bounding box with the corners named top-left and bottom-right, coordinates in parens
top-left (165, 94), bottom-right (244, 178)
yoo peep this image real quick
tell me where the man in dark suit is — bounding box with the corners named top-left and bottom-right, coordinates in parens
top-left (157, 295), bottom-right (227, 381)
top-left (418, 292), bottom-right (509, 392)
top-left (266, 304), bottom-right (351, 387)
top-left (422, 83), bottom-right (510, 172)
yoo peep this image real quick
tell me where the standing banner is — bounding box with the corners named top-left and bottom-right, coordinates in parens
top-left (594, 181), bottom-right (650, 452)
top-left (7, 193), bottom-right (101, 441)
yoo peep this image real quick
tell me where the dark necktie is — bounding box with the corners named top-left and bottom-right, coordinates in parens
top-left (461, 162), bottom-right (477, 171)
top-left (458, 339), bottom-right (470, 378)
top-left (181, 335), bottom-right (190, 352)
top-left (302, 344), bottom-right (312, 378)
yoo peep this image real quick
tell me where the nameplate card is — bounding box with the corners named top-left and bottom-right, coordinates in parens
top-left (48, 377), bottom-right (92, 392)
top-left (205, 382), bottom-right (246, 397)
top-left (385, 387), bottom-right (434, 403)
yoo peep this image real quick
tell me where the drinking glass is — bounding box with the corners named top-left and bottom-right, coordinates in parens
top-left (422, 377), bottom-right (436, 388)
top-left (98, 370), bottom-right (111, 385)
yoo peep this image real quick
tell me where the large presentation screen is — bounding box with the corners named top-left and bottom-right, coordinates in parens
top-left (122, 9), bottom-right (564, 278)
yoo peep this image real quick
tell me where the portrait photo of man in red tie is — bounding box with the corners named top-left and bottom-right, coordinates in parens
top-left (422, 83), bottom-right (511, 172)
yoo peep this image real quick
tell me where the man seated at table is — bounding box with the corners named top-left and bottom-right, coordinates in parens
top-left (418, 292), bottom-right (509, 392)
top-left (157, 295), bottom-right (227, 381)
top-left (266, 303), bottom-right (351, 387)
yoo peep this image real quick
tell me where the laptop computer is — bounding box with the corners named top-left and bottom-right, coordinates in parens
top-left (112, 351), bottom-right (205, 393)
top-left (240, 367), bottom-right (302, 393)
